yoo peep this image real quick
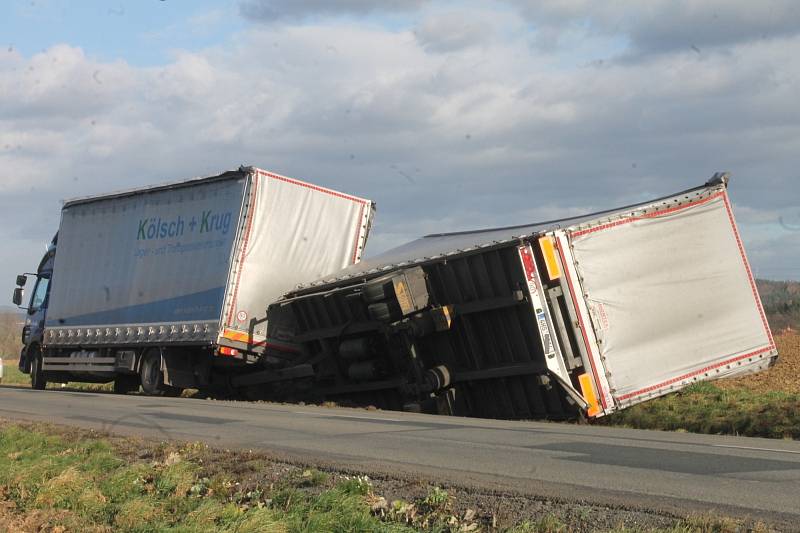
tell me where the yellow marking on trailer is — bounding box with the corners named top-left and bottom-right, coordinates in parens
top-left (538, 236), bottom-right (561, 281)
top-left (578, 373), bottom-right (601, 417)
top-left (222, 329), bottom-right (252, 343)
top-left (393, 278), bottom-right (413, 315)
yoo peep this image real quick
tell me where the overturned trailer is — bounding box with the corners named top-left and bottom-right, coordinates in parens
top-left (266, 174), bottom-right (777, 420)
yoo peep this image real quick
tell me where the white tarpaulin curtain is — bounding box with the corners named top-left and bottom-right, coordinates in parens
top-left (223, 169), bottom-right (371, 338)
top-left (569, 192), bottom-right (774, 404)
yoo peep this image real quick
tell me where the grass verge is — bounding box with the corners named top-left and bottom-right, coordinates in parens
top-left (1, 361), bottom-right (113, 392)
top-left (0, 422), bottom-right (773, 532)
top-left (1, 362), bottom-right (199, 395)
top-left (602, 381), bottom-right (800, 439)
top-left (0, 423), bottom-right (416, 533)
top-left (1, 362), bottom-right (27, 386)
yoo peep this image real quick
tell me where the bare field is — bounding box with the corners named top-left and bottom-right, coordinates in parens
top-left (716, 332), bottom-right (800, 394)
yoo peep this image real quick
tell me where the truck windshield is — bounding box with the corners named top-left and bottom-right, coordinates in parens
top-left (29, 275), bottom-right (50, 313)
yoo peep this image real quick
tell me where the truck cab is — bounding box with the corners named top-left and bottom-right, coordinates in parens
top-left (11, 232), bottom-right (177, 394)
top-left (13, 235), bottom-right (56, 388)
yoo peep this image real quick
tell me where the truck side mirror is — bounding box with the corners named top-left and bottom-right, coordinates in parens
top-left (12, 288), bottom-right (24, 306)
top-left (15, 274), bottom-right (27, 287)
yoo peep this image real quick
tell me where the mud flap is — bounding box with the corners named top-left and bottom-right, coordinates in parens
top-left (18, 347), bottom-right (30, 374)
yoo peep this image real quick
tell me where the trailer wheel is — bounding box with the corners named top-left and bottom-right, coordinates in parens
top-left (140, 350), bottom-right (168, 396)
top-left (362, 279), bottom-right (392, 303)
top-left (367, 301), bottom-right (401, 322)
top-left (30, 346), bottom-right (47, 391)
top-left (140, 350), bottom-right (183, 397)
top-left (113, 374), bottom-right (140, 395)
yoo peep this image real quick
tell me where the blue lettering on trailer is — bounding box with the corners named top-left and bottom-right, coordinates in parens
top-left (199, 210), bottom-right (232, 235)
top-left (137, 211), bottom-right (232, 241)
top-left (137, 216), bottom-right (186, 240)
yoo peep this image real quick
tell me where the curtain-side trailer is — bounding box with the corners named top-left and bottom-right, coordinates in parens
top-left (264, 174), bottom-right (777, 419)
top-left (12, 166), bottom-right (373, 395)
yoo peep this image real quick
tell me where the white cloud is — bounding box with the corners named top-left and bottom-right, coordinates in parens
top-left (507, 0), bottom-right (800, 54)
top-left (239, 0), bottom-right (430, 22)
top-left (413, 8), bottom-right (516, 53)
top-left (1, 5), bottom-right (799, 293)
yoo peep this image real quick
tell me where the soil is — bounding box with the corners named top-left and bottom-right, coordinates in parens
top-left (716, 332), bottom-right (800, 394)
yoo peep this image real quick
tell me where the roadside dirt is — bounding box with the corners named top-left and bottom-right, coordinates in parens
top-left (717, 332), bottom-right (800, 394)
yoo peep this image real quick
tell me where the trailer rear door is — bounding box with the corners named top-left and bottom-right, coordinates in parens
top-left (555, 185), bottom-right (777, 415)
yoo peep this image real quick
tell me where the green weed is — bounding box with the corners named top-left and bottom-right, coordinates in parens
top-left (0, 424), bottom-right (414, 533)
top-left (604, 382), bottom-right (800, 439)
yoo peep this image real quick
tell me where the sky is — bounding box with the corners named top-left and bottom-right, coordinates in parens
top-left (2, 0), bottom-right (800, 306)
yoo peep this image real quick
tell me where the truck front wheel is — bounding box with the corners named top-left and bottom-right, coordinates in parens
top-left (30, 347), bottom-right (47, 391)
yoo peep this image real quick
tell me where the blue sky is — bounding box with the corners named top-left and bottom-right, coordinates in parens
top-left (1, 0), bottom-right (799, 293)
top-left (2, 0), bottom-right (243, 66)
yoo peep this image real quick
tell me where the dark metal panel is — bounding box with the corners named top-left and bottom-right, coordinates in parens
top-left (273, 238), bottom-right (579, 420)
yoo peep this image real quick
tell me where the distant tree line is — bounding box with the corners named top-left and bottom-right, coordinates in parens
top-left (0, 312), bottom-right (23, 360)
top-left (756, 280), bottom-right (800, 332)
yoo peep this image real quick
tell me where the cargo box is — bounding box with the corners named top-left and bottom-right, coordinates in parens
top-left (43, 166), bottom-right (374, 354)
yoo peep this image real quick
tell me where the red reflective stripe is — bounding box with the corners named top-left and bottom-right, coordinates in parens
top-left (556, 239), bottom-right (608, 410)
top-left (721, 192), bottom-right (775, 347)
top-left (256, 169), bottom-right (367, 204)
top-left (226, 173), bottom-right (259, 326)
top-left (571, 192), bottom-right (724, 238)
top-left (617, 345), bottom-right (774, 401)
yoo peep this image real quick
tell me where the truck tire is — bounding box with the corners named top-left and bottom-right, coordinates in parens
top-left (367, 301), bottom-right (402, 322)
top-left (362, 279), bottom-right (392, 303)
top-left (113, 374), bottom-right (140, 395)
top-left (30, 347), bottom-right (47, 391)
top-left (139, 350), bottom-right (182, 397)
top-left (140, 350), bottom-right (167, 396)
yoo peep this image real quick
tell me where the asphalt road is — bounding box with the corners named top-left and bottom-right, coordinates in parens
top-left (2, 386), bottom-right (799, 526)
